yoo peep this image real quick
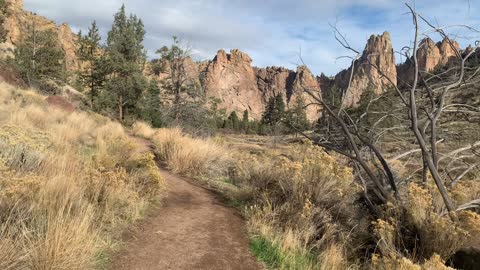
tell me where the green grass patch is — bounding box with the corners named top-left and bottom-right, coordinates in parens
top-left (250, 235), bottom-right (317, 269)
top-left (250, 235), bottom-right (284, 268)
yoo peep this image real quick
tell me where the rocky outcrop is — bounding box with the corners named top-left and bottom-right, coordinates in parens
top-left (200, 49), bottom-right (322, 121)
top-left (202, 49), bottom-right (265, 119)
top-left (255, 65), bottom-right (321, 120)
top-left (255, 66), bottom-right (295, 98)
top-left (334, 31), bottom-right (397, 107)
top-left (398, 37), bottom-right (460, 87)
top-left (1, 0), bottom-right (79, 72)
top-left (290, 66), bottom-right (322, 119)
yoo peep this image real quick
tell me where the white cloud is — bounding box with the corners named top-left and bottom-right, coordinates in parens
top-left (23, 0), bottom-right (480, 75)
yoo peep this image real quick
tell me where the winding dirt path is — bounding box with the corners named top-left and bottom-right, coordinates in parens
top-left (109, 167), bottom-right (264, 270)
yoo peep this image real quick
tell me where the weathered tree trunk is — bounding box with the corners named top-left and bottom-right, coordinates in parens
top-left (118, 95), bottom-right (123, 121)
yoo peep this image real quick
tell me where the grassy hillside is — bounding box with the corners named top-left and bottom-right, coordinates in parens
top-left (0, 83), bottom-right (165, 269)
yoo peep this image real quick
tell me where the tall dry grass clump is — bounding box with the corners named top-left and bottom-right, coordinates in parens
top-left (132, 122), bottom-right (231, 179)
top-left (0, 83), bottom-right (165, 269)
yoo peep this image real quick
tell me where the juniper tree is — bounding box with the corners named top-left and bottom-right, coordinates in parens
top-left (104, 4), bottom-right (147, 121)
top-left (14, 21), bottom-right (66, 88)
top-left (229, 111), bottom-right (240, 131)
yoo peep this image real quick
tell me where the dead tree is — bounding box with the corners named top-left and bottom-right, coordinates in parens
top-left (301, 3), bottom-right (480, 216)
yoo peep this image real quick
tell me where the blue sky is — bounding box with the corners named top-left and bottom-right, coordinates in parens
top-left (24, 0), bottom-right (480, 75)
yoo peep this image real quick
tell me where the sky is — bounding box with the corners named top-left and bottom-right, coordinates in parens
top-left (23, 0), bottom-right (480, 76)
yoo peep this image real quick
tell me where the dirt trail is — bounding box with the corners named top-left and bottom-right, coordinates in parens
top-left (110, 167), bottom-right (264, 270)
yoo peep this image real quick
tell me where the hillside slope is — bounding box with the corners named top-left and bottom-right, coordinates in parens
top-left (0, 82), bottom-right (164, 269)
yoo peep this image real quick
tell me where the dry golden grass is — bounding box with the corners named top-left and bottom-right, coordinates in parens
top-left (132, 121), bottom-right (157, 139)
top-left (132, 123), bottom-right (231, 179)
top-left (0, 82), bottom-right (165, 269)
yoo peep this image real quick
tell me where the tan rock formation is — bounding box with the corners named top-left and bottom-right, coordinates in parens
top-left (290, 66), bottom-right (322, 120)
top-left (255, 65), bottom-right (321, 121)
top-left (1, 0), bottom-right (79, 72)
top-left (199, 49), bottom-right (322, 121)
top-left (256, 66), bottom-right (295, 98)
top-left (335, 31), bottom-right (397, 107)
top-left (421, 37), bottom-right (459, 71)
top-left (202, 49), bottom-right (264, 119)
top-left (398, 37), bottom-right (460, 87)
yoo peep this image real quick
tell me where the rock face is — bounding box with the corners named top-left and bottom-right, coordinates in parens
top-left (419, 38), bottom-right (460, 71)
top-left (334, 32), bottom-right (397, 107)
top-left (1, 0), bottom-right (79, 72)
top-left (202, 49), bottom-right (265, 119)
top-left (289, 66), bottom-right (322, 119)
top-left (201, 49), bottom-right (322, 121)
top-left (398, 37), bottom-right (460, 87)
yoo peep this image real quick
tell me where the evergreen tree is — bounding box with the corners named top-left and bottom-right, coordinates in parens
top-left (156, 36), bottom-right (201, 119)
top-left (241, 110), bottom-right (249, 132)
top-left (262, 94), bottom-right (286, 127)
top-left (261, 96), bottom-right (275, 125)
top-left (228, 111), bottom-right (240, 131)
top-left (142, 79), bottom-right (163, 127)
top-left (77, 21), bottom-right (106, 107)
top-left (273, 94), bottom-right (286, 125)
top-left (14, 21), bottom-right (66, 88)
top-left (286, 96), bottom-right (310, 133)
top-left (104, 4), bottom-right (147, 121)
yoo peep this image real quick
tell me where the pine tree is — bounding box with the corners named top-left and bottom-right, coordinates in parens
top-left (156, 36), bottom-right (200, 120)
top-left (261, 96), bottom-right (275, 125)
top-left (241, 110), bottom-right (249, 132)
top-left (228, 111), bottom-right (240, 131)
top-left (14, 21), bottom-right (66, 88)
top-left (273, 94), bottom-right (286, 125)
top-left (262, 94), bottom-right (286, 127)
top-left (77, 21), bottom-right (106, 107)
top-left (104, 4), bottom-right (147, 121)
top-left (286, 96), bottom-right (310, 133)
top-left (142, 79), bottom-right (163, 127)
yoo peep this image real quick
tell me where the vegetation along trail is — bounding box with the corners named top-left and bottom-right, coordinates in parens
top-left (110, 165), bottom-right (263, 270)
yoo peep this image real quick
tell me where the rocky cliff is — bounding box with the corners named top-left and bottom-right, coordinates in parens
top-left (333, 32), bottom-right (397, 107)
top-left (201, 49), bottom-right (265, 119)
top-left (1, 0), bottom-right (79, 72)
top-left (200, 49), bottom-right (322, 121)
top-left (397, 37), bottom-right (460, 87)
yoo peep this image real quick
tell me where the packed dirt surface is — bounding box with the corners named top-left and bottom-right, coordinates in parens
top-left (109, 168), bottom-right (264, 270)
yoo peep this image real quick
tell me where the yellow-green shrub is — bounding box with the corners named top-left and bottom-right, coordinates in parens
top-left (236, 144), bottom-right (364, 269)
